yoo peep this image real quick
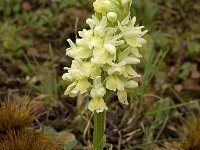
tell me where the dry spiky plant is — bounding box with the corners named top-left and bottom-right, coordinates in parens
top-left (0, 129), bottom-right (63, 150)
top-left (0, 99), bottom-right (63, 150)
top-left (0, 100), bottom-right (35, 133)
top-left (181, 118), bottom-right (200, 150)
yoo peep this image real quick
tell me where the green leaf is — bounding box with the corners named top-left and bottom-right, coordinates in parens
top-left (58, 131), bottom-right (77, 150)
top-left (43, 126), bottom-right (58, 139)
top-left (187, 41), bottom-right (200, 56)
top-left (178, 62), bottom-right (194, 80)
top-left (64, 140), bottom-right (78, 150)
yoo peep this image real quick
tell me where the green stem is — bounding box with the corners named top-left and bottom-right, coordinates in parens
top-left (93, 111), bottom-right (105, 150)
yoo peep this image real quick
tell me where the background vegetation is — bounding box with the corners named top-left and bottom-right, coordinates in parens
top-left (0, 0), bottom-right (199, 149)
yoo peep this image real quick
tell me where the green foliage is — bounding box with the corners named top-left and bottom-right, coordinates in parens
top-left (0, 0), bottom-right (91, 56)
top-left (64, 140), bottom-right (78, 150)
top-left (187, 41), bottom-right (200, 57)
top-left (143, 98), bottom-right (170, 143)
top-left (0, 0), bottom-right (23, 17)
top-left (20, 60), bottom-right (59, 106)
top-left (58, 0), bottom-right (90, 9)
top-left (131, 0), bottom-right (159, 31)
top-left (0, 22), bottom-right (30, 57)
top-left (19, 46), bottom-right (61, 107)
top-left (152, 31), bottom-right (167, 48)
top-left (131, 45), bottom-right (168, 103)
top-left (177, 62), bottom-right (192, 80)
top-left (44, 126), bottom-right (58, 139)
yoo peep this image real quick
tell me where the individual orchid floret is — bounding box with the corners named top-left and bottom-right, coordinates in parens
top-left (82, 62), bottom-right (102, 79)
top-left (118, 16), bottom-right (148, 48)
top-left (63, 0), bottom-right (147, 113)
top-left (90, 76), bottom-right (106, 98)
top-left (94, 16), bottom-right (107, 37)
top-left (64, 79), bottom-right (91, 97)
top-left (106, 74), bottom-right (125, 91)
top-left (66, 39), bottom-right (92, 59)
top-left (88, 97), bottom-right (108, 113)
top-left (62, 60), bottom-right (86, 81)
top-left (91, 47), bottom-right (113, 64)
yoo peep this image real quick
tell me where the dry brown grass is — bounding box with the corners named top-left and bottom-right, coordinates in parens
top-left (181, 118), bottom-right (200, 150)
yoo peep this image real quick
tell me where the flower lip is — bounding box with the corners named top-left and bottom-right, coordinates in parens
top-left (88, 97), bottom-right (108, 113)
top-left (117, 90), bottom-right (128, 105)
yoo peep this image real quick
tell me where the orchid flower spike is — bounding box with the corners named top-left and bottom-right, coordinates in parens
top-left (63, 0), bottom-right (147, 113)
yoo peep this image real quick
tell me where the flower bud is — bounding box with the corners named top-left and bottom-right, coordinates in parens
top-left (93, 0), bottom-right (113, 14)
top-left (93, 0), bottom-right (103, 13)
top-left (107, 12), bottom-right (117, 23)
top-left (102, 0), bottom-right (113, 11)
top-left (121, 0), bottom-right (131, 7)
